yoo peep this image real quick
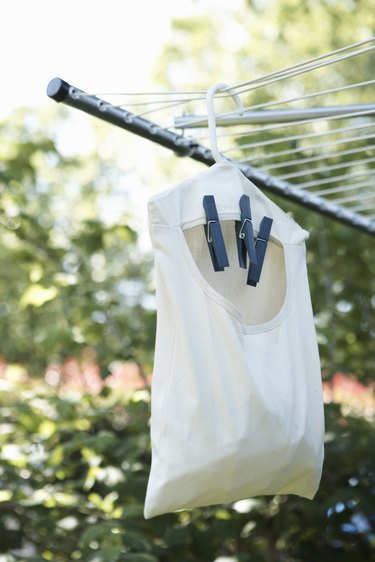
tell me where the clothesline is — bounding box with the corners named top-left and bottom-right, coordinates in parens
top-left (46, 38), bottom-right (375, 236)
top-left (71, 38), bottom-right (375, 121)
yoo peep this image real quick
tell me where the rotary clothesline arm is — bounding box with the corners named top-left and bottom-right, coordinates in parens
top-left (46, 78), bottom-right (375, 236)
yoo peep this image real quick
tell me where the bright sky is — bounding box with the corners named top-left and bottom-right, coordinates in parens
top-left (1, 0), bottom-right (194, 117)
top-left (1, 0), bottom-right (204, 250)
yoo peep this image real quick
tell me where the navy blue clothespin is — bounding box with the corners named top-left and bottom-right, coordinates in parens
top-left (235, 194), bottom-right (258, 269)
top-left (203, 195), bottom-right (229, 272)
top-left (247, 216), bottom-right (273, 287)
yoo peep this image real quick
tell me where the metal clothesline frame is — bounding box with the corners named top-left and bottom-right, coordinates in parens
top-left (46, 77), bottom-right (375, 236)
top-left (174, 105), bottom-right (375, 128)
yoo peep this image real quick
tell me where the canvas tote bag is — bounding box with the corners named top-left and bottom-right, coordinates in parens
top-left (143, 160), bottom-right (325, 519)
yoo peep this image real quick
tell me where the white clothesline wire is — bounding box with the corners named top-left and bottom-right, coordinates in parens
top-left (314, 180), bottom-right (375, 197)
top-left (72, 38), bottom-right (375, 100)
top-left (132, 42), bottom-right (375, 120)
top-left (258, 144), bottom-right (375, 172)
top-left (348, 201), bottom-right (375, 212)
top-left (73, 89), bottom-right (205, 98)
top-left (70, 38), bottom-right (375, 122)
top-left (72, 38), bottom-right (374, 104)
top-left (213, 46), bottom-right (375, 106)
top-left (333, 190), bottom-right (374, 205)
top-left (238, 131), bottom-right (375, 163)
top-left (232, 122), bottom-right (375, 156)
top-left (240, 79), bottom-right (375, 114)
top-left (296, 168), bottom-right (375, 189)
top-left (220, 38), bottom-right (375, 93)
top-left (275, 155), bottom-right (375, 181)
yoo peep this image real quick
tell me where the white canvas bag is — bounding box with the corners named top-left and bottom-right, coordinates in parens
top-left (144, 85), bottom-right (324, 519)
top-left (144, 161), bottom-right (324, 518)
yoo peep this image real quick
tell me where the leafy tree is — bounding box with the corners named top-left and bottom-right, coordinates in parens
top-left (0, 109), bottom-right (155, 376)
top-left (0, 378), bottom-right (373, 561)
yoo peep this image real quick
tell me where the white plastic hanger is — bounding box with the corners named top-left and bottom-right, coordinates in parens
top-left (206, 82), bottom-right (244, 163)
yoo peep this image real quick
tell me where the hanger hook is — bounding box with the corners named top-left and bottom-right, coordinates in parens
top-left (206, 82), bottom-right (244, 163)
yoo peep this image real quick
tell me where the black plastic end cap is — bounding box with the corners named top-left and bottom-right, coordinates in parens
top-left (47, 77), bottom-right (70, 102)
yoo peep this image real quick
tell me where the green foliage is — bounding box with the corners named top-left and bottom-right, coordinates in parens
top-left (0, 110), bottom-right (155, 375)
top-left (0, 379), bottom-right (374, 561)
top-left (0, 378), bottom-right (151, 560)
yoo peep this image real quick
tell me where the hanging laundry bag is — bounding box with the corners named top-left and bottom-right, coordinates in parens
top-left (144, 160), bottom-right (324, 519)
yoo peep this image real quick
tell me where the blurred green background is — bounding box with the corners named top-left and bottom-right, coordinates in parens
top-left (0, 1), bottom-right (374, 560)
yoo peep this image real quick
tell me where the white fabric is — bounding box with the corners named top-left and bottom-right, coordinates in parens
top-left (144, 161), bottom-right (325, 519)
